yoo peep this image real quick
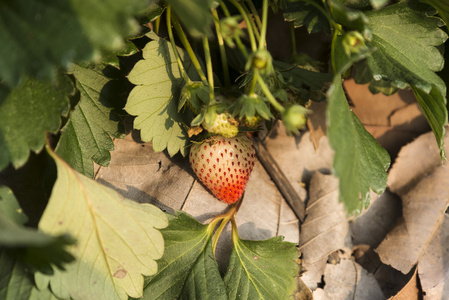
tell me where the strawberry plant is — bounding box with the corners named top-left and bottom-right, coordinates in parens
top-left (0, 0), bottom-right (448, 299)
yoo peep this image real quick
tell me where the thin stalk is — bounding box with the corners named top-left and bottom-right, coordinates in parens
top-left (242, 3), bottom-right (261, 42)
top-left (219, 0), bottom-right (249, 59)
top-left (166, 7), bottom-right (191, 83)
top-left (255, 71), bottom-right (284, 112)
top-left (246, 0), bottom-right (262, 31)
top-left (154, 16), bottom-right (161, 35)
top-left (212, 9), bottom-right (231, 88)
top-left (249, 73), bottom-right (258, 94)
top-left (171, 16), bottom-right (208, 85)
top-left (210, 199), bottom-right (242, 255)
top-left (290, 22), bottom-right (297, 56)
top-left (258, 0), bottom-right (269, 51)
top-left (203, 36), bottom-right (215, 102)
top-left (228, 0), bottom-right (258, 51)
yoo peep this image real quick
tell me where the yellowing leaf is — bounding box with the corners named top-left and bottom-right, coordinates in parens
top-left (35, 148), bottom-right (168, 300)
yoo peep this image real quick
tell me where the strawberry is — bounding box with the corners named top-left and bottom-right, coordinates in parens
top-left (189, 134), bottom-right (256, 204)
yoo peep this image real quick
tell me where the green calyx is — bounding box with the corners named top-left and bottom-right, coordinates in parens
top-left (282, 104), bottom-right (309, 133)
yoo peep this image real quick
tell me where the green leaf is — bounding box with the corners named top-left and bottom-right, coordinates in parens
top-left (329, 0), bottom-right (371, 38)
top-left (355, 0), bottom-right (448, 94)
top-left (166, 0), bottom-right (213, 38)
top-left (412, 85), bottom-right (447, 159)
top-left (0, 187), bottom-right (75, 275)
top-left (337, 0), bottom-right (388, 10)
top-left (223, 230), bottom-right (299, 299)
top-left (141, 211), bottom-right (226, 299)
top-left (0, 0), bottom-right (146, 86)
top-left (0, 186), bottom-right (28, 225)
top-left (35, 149), bottom-right (168, 300)
top-left (327, 76), bottom-right (390, 215)
top-left (126, 35), bottom-right (197, 156)
top-left (0, 75), bottom-right (71, 171)
top-left (422, 0), bottom-right (449, 28)
top-left (0, 250), bottom-right (60, 300)
top-left (284, 0), bottom-right (331, 33)
top-left (55, 64), bottom-right (125, 178)
top-left (274, 60), bottom-right (333, 101)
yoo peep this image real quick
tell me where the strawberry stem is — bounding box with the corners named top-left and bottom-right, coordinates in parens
top-left (258, 0), bottom-right (269, 51)
top-left (218, 1), bottom-right (249, 59)
top-left (166, 6), bottom-right (191, 84)
top-left (255, 70), bottom-right (284, 112)
top-left (210, 197), bottom-right (243, 256)
top-left (171, 16), bottom-right (208, 85)
top-left (246, 0), bottom-right (262, 31)
top-left (228, 0), bottom-right (257, 52)
top-left (212, 9), bottom-right (231, 89)
top-left (203, 36), bottom-right (216, 103)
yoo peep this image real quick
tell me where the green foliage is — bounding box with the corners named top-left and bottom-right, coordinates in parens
top-left (0, 75), bottom-right (71, 171)
top-left (142, 212), bottom-right (225, 299)
top-left (0, 186), bottom-right (75, 275)
top-left (1, 0), bottom-right (448, 297)
top-left (224, 232), bottom-right (299, 299)
top-left (35, 150), bottom-right (168, 300)
top-left (166, 0), bottom-right (214, 38)
top-left (55, 64), bottom-right (126, 178)
top-left (327, 77), bottom-right (390, 215)
top-left (0, 0), bottom-right (147, 86)
top-left (421, 0), bottom-right (449, 33)
top-left (356, 1), bottom-right (447, 94)
top-left (126, 33), bottom-right (197, 156)
top-left (142, 211), bottom-right (299, 299)
top-left (0, 251), bottom-right (59, 300)
top-left (284, 0), bottom-right (330, 33)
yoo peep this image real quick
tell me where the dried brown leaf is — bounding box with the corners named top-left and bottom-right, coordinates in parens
top-left (376, 166), bottom-right (449, 274)
top-left (299, 172), bottom-right (351, 289)
top-left (388, 130), bottom-right (449, 196)
top-left (388, 268), bottom-right (419, 300)
top-left (312, 259), bottom-right (384, 300)
top-left (418, 215), bottom-right (449, 300)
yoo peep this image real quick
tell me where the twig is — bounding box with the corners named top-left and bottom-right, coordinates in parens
top-left (252, 137), bottom-right (306, 223)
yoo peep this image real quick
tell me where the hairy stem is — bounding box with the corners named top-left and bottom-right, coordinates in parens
top-left (255, 71), bottom-right (284, 112)
top-left (290, 22), bottom-right (297, 56)
top-left (166, 7), bottom-right (191, 83)
top-left (212, 9), bottom-right (231, 88)
top-left (219, 0), bottom-right (249, 58)
top-left (203, 36), bottom-right (215, 102)
top-left (171, 16), bottom-right (208, 84)
top-left (228, 0), bottom-right (257, 51)
top-left (258, 0), bottom-right (269, 51)
top-left (246, 0), bottom-right (262, 31)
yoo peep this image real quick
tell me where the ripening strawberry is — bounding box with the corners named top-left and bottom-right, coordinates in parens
top-left (189, 134), bottom-right (256, 204)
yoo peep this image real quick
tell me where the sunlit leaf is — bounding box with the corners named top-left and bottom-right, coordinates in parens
top-left (126, 33), bottom-right (197, 156)
top-left (355, 0), bottom-right (447, 94)
top-left (35, 149), bottom-right (168, 300)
